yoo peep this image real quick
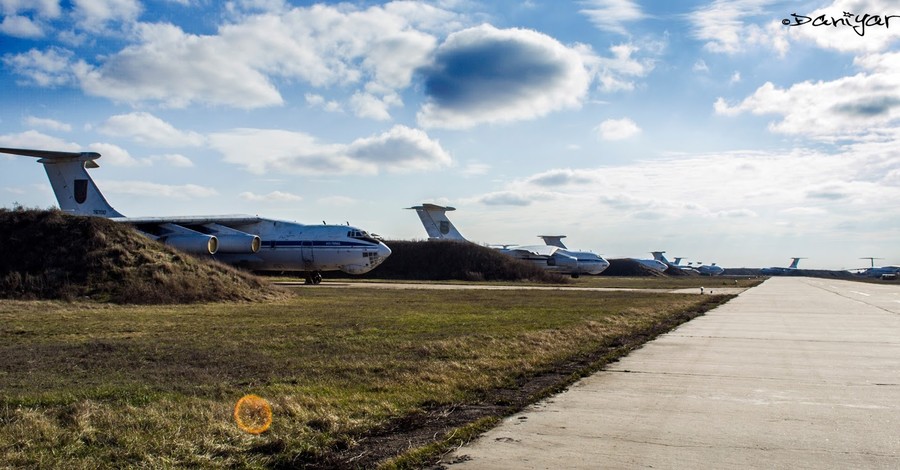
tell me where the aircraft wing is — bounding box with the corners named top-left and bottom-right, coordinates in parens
top-left (506, 245), bottom-right (559, 257)
top-left (111, 215), bottom-right (263, 225)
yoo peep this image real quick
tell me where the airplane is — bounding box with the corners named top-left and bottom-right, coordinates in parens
top-left (2, 147), bottom-right (392, 284)
top-left (651, 251), bottom-right (724, 276)
top-left (539, 236), bottom-right (667, 273)
top-left (759, 257), bottom-right (805, 275)
top-left (407, 204), bottom-right (609, 277)
top-left (857, 257), bottom-right (900, 279)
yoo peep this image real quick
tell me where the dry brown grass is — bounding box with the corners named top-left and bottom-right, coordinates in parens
top-left (0, 287), bottom-right (734, 467)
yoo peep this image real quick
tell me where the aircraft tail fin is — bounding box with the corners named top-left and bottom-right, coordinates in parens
top-left (538, 235), bottom-right (567, 249)
top-left (651, 251), bottom-right (670, 264)
top-left (1, 147), bottom-right (123, 218)
top-left (789, 257), bottom-right (805, 269)
top-left (406, 203), bottom-right (466, 241)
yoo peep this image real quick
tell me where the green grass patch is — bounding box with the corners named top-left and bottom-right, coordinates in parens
top-left (1, 287), bottom-right (735, 467)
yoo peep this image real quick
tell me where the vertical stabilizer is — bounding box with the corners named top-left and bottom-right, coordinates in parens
top-left (538, 235), bottom-right (568, 249)
top-left (788, 257), bottom-right (804, 269)
top-left (1, 147), bottom-right (123, 217)
top-left (406, 203), bottom-right (466, 241)
top-left (651, 251), bottom-right (670, 264)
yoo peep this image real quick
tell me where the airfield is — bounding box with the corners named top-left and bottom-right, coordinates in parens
top-left (2, 209), bottom-right (896, 468)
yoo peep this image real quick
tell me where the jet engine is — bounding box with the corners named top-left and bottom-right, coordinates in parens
top-left (201, 223), bottom-right (261, 254)
top-left (157, 223), bottom-right (219, 255)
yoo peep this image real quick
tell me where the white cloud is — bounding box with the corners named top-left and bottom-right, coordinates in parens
top-left (2, 47), bottom-right (75, 87)
top-left (86, 142), bottom-right (150, 166)
top-left (0, 15), bottom-right (45, 38)
top-left (595, 117), bottom-right (641, 140)
top-left (72, 0), bottom-right (142, 31)
top-left (729, 71), bottom-right (741, 83)
top-left (98, 112), bottom-right (205, 147)
top-left (150, 153), bottom-right (195, 167)
top-left (579, 0), bottom-right (646, 35)
top-left (693, 59), bottom-right (709, 73)
top-left (8, 2), bottom-right (449, 109)
top-left (417, 25), bottom-right (593, 129)
top-left (103, 181), bottom-right (218, 198)
top-left (593, 42), bottom-right (655, 92)
top-left (714, 51), bottom-right (900, 142)
top-left (461, 161), bottom-right (491, 177)
top-left (0, 130), bottom-right (79, 150)
top-left (349, 91), bottom-right (401, 121)
top-left (0, 0), bottom-right (61, 17)
top-left (305, 93), bottom-right (342, 113)
top-left (689, 0), bottom-right (790, 56)
top-left (209, 125), bottom-right (451, 175)
top-left (239, 191), bottom-right (302, 202)
top-left (24, 116), bottom-right (72, 132)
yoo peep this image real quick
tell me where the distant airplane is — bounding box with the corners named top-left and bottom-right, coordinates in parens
top-left (2, 147), bottom-right (391, 284)
top-left (407, 204), bottom-right (609, 277)
top-left (759, 257), bottom-right (805, 275)
top-left (539, 235), bottom-right (667, 273)
top-left (858, 257), bottom-right (900, 279)
top-left (651, 251), bottom-right (724, 276)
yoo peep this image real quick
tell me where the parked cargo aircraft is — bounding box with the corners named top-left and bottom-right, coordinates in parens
top-left (2, 147), bottom-right (391, 284)
top-left (858, 257), bottom-right (900, 278)
top-left (759, 257), bottom-right (805, 275)
top-left (539, 236), bottom-right (667, 273)
top-left (651, 251), bottom-right (724, 276)
top-left (407, 204), bottom-right (609, 277)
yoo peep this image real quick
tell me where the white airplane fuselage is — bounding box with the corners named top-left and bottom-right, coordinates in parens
top-left (209, 221), bottom-right (390, 274)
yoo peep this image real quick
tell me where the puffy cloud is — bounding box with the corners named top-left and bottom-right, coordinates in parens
top-left (595, 117), bottom-right (641, 140)
top-left (0, 130), bottom-right (79, 150)
top-left (714, 51), bottom-right (900, 141)
top-left (689, 0), bottom-right (789, 56)
top-left (0, 0), bottom-right (61, 18)
top-left (7, 2), bottom-right (446, 109)
top-left (209, 125), bottom-right (451, 175)
top-left (525, 168), bottom-right (594, 187)
top-left (239, 191), bottom-right (302, 202)
top-left (2, 47), bottom-right (75, 87)
top-left (72, 0), bottom-right (142, 31)
top-left (103, 181), bottom-right (218, 198)
top-left (579, 0), bottom-right (646, 35)
top-left (98, 112), bottom-right (206, 147)
top-left (0, 15), bottom-right (45, 38)
top-left (150, 153), bottom-right (195, 167)
top-left (416, 25), bottom-right (592, 129)
top-left (86, 142), bottom-right (149, 166)
top-left (24, 116), bottom-right (72, 132)
top-left (593, 42), bottom-right (655, 92)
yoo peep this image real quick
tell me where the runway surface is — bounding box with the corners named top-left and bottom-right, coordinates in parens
top-left (443, 277), bottom-right (900, 469)
top-left (277, 280), bottom-right (747, 295)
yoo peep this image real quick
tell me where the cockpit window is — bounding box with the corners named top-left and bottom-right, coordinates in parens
top-left (349, 229), bottom-right (378, 244)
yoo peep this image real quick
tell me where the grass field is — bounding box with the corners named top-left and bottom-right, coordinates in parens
top-left (0, 286), bottom-right (737, 468)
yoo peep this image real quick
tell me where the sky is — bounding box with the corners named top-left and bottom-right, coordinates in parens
top-left (1, 0), bottom-right (899, 270)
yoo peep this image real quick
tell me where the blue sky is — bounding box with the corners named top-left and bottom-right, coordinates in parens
top-left (1, 0), bottom-right (899, 269)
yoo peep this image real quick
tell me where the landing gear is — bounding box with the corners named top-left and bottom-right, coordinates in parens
top-left (304, 271), bottom-right (323, 285)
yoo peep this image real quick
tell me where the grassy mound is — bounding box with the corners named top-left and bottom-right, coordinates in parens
top-left (0, 208), bottom-right (281, 303)
top-left (601, 258), bottom-right (666, 277)
top-left (349, 240), bottom-right (568, 283)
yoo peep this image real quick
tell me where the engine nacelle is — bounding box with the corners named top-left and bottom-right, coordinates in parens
top-left (202, 224), bottom-right (261, 254)
top-left (164, 234), bottom-right (219, 255)
top-left (157, 223), bottom-right (219, 255)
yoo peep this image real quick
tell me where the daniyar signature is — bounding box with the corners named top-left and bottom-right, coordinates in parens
top-left (783, 12), bottom-right (898, 37)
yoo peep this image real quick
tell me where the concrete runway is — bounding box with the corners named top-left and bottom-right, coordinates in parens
top-left (443, 277), bottom-right (900, 469)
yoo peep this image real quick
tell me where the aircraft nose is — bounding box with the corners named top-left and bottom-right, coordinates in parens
top-left (374, 242), bottom-right (391, 263)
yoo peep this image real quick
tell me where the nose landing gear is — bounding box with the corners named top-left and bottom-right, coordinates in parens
top-left (304, 271), bottom-right (323, 285)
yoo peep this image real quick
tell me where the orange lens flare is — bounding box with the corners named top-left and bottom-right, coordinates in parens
top-left (234, 394), bottom-right (273, 434)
